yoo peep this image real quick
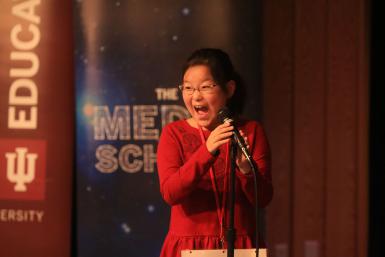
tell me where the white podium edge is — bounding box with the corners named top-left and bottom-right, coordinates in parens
top-left (181, 248), bottom-right (267, 257)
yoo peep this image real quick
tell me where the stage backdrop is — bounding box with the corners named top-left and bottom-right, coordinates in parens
top-left (75, 1), bottom-right (262, 257)
top-left (0, 1), bottom-right (74, 257)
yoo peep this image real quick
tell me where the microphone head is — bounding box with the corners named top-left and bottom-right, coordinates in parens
top-left (217, 107), bottom-right (234, 124)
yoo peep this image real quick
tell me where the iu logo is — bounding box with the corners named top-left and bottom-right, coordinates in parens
top-left (6, 147), bottom-right (38, 192)
top-left (0, 139), bottom-right (46, 200)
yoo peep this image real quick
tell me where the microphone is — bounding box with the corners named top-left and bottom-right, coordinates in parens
top-left (217, 108), bottom-right (252, 160)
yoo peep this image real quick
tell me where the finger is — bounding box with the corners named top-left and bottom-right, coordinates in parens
top-left (215, 138), bottom-right (231, 147)
top-left (214, 131), bottom-right (233, 141)
top-left (217, 122), bottom-right (232, 129)
top-left (216, 124), bottom-right (234, 133)
top-left (217, 122), bottom-right (233, 129)
top-left (243, 136), bottom-right (249, 147)
top-left (211, 128), bottom-right (233, 139)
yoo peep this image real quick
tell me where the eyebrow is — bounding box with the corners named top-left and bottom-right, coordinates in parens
top-left (183, 79), bottom-right (215, 84)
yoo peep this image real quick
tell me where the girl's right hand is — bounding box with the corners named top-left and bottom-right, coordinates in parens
top-left (205, 122), bottom-right (234, 154)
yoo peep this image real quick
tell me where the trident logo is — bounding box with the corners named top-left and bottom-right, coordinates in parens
top-left (5, 147), bottom-right (38, 192)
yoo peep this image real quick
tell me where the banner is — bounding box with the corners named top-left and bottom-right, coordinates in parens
top-left (0, 1), bottom-right (74, 257)
top-left (75, 1), bottom-right (261, 257)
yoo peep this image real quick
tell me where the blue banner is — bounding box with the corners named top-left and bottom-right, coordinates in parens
top-left (75, 1), bottom-right (261, 256)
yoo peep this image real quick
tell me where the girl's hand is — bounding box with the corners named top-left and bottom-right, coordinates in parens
top-left (206, 122), bottom-right (234, 154)
top-left (236, 130), bottom-right (251, 174)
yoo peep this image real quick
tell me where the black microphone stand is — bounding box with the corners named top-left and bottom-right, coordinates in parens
top-left (226, 137), bottom-right (260, 257)
top-left (218, 108), bottom-right (260, 257)
top-left (227, 138), bottom-right (237, 257)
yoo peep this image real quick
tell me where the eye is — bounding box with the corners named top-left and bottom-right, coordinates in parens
top-left (183, 85), bottom-right (193, 91)
top-left (200, 84), bottom-right (212, 91)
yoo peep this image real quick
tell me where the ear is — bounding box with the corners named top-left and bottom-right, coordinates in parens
top-left (225, 80), bottom-right (236, 99)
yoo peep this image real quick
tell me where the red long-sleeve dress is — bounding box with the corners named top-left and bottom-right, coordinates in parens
top-left (157, 119), bottom-right (273, 257)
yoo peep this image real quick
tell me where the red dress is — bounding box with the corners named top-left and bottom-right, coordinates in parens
top-left (157, 119), bottom-right (273, 257)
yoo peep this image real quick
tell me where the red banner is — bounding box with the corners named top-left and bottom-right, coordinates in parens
top-left (0, 1), bottom-right (73, 257)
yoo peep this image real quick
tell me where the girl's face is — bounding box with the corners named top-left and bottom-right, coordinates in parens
top-left (182, 65), bottom-right (234, 130)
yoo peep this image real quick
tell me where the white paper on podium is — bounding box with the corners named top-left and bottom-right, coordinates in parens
top-left (181, 248), bottom-right (267, 257)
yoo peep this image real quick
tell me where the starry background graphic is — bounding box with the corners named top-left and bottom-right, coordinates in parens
top-left (74, 1), bottom-right (261, 256)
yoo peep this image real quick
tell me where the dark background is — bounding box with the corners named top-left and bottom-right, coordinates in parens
top-left (369, 0), bottom-right (385, 256)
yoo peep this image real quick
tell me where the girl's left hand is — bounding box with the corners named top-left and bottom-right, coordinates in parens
top-left (235, 130), bottom-right (251, 174)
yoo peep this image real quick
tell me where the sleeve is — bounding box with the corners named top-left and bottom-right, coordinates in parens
top-left (236, 122), bottom-right (273, 208)
top-left (157, 124), bottom-right (218, 206)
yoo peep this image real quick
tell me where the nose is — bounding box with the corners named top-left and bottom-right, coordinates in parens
top-left (191, 88), bottom-right (203, 99)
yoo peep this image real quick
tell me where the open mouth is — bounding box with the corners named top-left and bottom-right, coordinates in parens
top-left (194, 105), bottom-right (209, 115)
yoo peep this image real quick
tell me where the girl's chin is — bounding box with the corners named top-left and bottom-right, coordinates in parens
top-left (195, 118), bottom-right (218, 130)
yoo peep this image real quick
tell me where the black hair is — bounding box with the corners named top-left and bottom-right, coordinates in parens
top-left (182, 48), bottom-right (246, 114)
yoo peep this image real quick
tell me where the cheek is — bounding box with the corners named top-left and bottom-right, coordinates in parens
top-left (207, 94), bottom-right (227, 109)
top-left (182, 95), bottom-right (193, 109)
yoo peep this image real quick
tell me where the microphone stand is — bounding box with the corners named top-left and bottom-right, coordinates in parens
top-left (227, 138), bottom-right (237, 257)
top-left (227, 137), bottom-right (260, 257)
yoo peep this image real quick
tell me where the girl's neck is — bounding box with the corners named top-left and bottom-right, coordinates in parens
top-left (186, 118), bottom-right (219, 131)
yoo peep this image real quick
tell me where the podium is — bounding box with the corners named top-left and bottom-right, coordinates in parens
top-left (181, 248), bottom-right (267, 257)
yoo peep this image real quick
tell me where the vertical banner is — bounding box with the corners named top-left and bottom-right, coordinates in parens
top-left (0, 1), bottom-right (74, 257)
top-left (75, 1), bottom-right (261, 257)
